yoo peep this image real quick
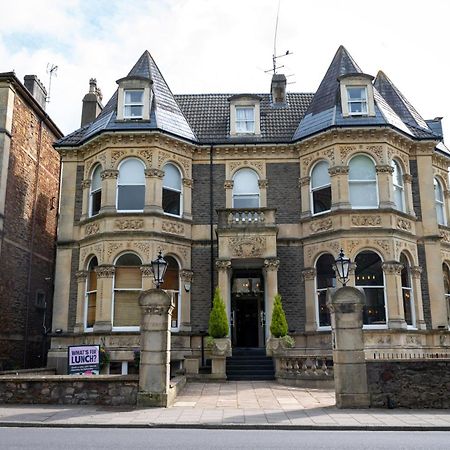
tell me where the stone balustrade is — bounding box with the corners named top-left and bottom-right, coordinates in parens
top-left (217, 208), bottom-right (276, 228)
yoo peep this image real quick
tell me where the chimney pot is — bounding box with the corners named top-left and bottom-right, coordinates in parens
top-left (271, 73), bottom-right (287, 105)
top-left (81, 78), bottom-right (103, 126)
top-left (24, 75), bottom-right (47, 110)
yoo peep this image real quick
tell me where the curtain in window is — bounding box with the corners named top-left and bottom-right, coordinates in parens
top-left (236, 107), bottom-right (255, 133)
top-left (349, 155), bottom-right (377, 208)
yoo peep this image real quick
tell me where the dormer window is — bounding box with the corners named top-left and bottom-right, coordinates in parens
top-left (228, 94), bottom-right (261, 136)
top-left (124, 89), bottom-right (144, 119)
top-left (235, 106), bottom-right (255, 133)
top-left (346, 86), bottom-right (368, 115)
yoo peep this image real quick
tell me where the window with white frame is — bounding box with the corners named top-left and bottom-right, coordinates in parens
top-left (162, 163), bottom-right (182, 216)
top-left (346, 86), bottom-right (368, 115)
top-left (400, 253), bottom-right (415, 327)
top-left (113, 253), bottom-right (142, 330)
top-left (443, 263), bottom-right (450, 328)
top-left (117, 158), bottom-right (145, 212)
top-left (123, 89), bottom-right (144, 119)
top-left (160, 256), bottom-right (180, 330)
top-left (232, 168), bottom-right (260, 208)
top-left (311, 160), bottom-right (331, 215)
top-left (391, 160), bottom-right (405, 212)
top-left (89, 165), bottom-right (102, 217)
top-left (235, 106), bottom-right (255, 133)
top-left (315, 254), bottom-right (336, 328)
top-left (349, 155), bottom-right (378, 208)
top-left (434, 177), bottom-right (446, 225)
top-left (85, 256), bottom-right (98, 330)
top-left (355, 251), bottom-right (386, 326)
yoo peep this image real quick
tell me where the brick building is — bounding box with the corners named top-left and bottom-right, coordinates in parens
top-left (48, 46), bottom-right (450, 374)
top-left (0, 73), bottom-right (62, 369)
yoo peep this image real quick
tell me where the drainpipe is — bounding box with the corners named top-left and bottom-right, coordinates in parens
top-left (209, 145), bottom-right (214, 304)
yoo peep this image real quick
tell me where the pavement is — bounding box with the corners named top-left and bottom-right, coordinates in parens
top-left (1, 381), bottom-right (450, 430)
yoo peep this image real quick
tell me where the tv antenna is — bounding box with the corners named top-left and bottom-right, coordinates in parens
top-left (46, 63), bottom-right (58, 103)
top-left (264, 0), bottom-right (293, 75)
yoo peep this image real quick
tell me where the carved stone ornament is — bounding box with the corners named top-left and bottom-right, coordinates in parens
top-left (440, 230), bottom-right (450, 244)
top-left (224, 180), bottom-right (234, 189)
top-left (328, 165), bottom-right (349, 176)
top-left (258, 179), bottom-right (269, 188)
top-left (216, 260), bottom-right (232, 271)
top-left (403, 173), bottom-right (413, 183)
top-left (410, 266), bottom-right (423, 279)
top-left (144, 305), bottom-right (172, 316)
top-left (310, 218), bottom-right (333, 233)
top-left (375, 164), bottom-right (394, 174)
top-left (115, 219), bottom-right (144, 230)
top-left (351, 215), bottom-right (381, 227)
top-left (162, 221), bottom-right (185, 235)
top-left (264, 258), bottom-right (280, 271)
top-left (302, 268), bottom-right (316, 280)
top-left (182, 178), bottom-right (193, 188)
top-left (339, 146), bottom-right (356, 163)
top-left (145, 168), bottom-right (164, 178)
top-left (140, 265), bottom-right (153, 277)
top-left (95, 265), bottom-right (115, 278)
top-left (138, 149), bottom-right (152, 165)
top-left (85, 223), bottom-right (100, 236)
top-left (298, 176), bottom-right (310, 187)
top-left (111, 150), bottom-right (126, 165)
top-left (180, 269), bottom-right (194, 282)
top-left (382, 262), bottom-right (403, 275)
top-left (81, 179), bottom-right (91, 189)
top-left (101, 169), bottom-right (119, 179)
top-left (397, 218), bottom-right (412, 231)
top-left (367, 145), bottom-right (384, 163)
top-left (75, 270), bottom-right (88, 281)
top-left (229, 236), bottom-right (266, 257)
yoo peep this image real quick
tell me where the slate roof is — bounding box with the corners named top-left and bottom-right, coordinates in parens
top-left (56, 47), bottom-right (443, 148)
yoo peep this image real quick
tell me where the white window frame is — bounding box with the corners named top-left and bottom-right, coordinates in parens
top-left (434, 177), bottom-right (447, 226)
top-left (89, 164), bottom-right (102, 217)
top-left (400, 253), bottom-right (416, 329)
top-left (162, 163), bottom-right (183, 218)
top-left (235, 106), bottom-right (255, 134)
top-left (443, 263), bottom-right (450, 330)
top-left (391, 160), bottom-right (405, 212)
top-left (111, 253), bottom-right (142, 332)
top-left (116, 158), bottom-right (146, 213)
top-left (123, 89), bottom-right (144, 119)
top-left (348, 154), bottom-right (379, 209)
top-left (315, 253), bottom-right (335, 330)
top-left (346, 86), bottom-right (368, 116)
top-left (232, 168), bottom-right (260, 209)
top-left (84, 257), bottom-right (98, 332)
top-left (310, 160), bottom-right (331, 216)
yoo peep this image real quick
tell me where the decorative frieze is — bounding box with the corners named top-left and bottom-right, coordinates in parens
top-left (75, 270), bottom-right (88, 281)
top-left (95, 265), bottom-right (115, 278)
top-left (339, 145), bottom-right (356, 163)
top-left (106, 242), bottom-right (123, 258)
top-left (84, 223), bottom-right (100, 236)
top-left (101, 169), bottom-right (119, 179)
top-left (111, 150), bottom-right (126, 165)
top-left (366, 145), bottom-right (384, 163)
top-left (229, 160), bottom-right (264, 175)
top-left (162, 221), bottom-right (185, 235)
top-left (138, 149), bottom-right (152, 165)
top-left (328, 165), bottom-right (349, 176)
top-left (440, 230), bottom-right (450, 244)
top-left (310, 218), bottom-right (333, 233)
top-left (229, 236), bottom-right (266, 258)
top-left (382, 262), bottom-right (403, 275)
top-left (351, 215), bottom-right (381, 227)
top-left (375, 164), bottom-right (394, 174)
top-left (145, 168), bottom-right (164, 178)
top-left (397, 218), bottom-right (412, 231)
top-left (115, 219), bottom-right (144, 230)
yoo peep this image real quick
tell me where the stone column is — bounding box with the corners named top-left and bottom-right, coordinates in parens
top-left (328, 286), bottom-right (369, 408)
top-left (302, 268), bottom-right (317, 332)
top-left (403, 174), bottom-right (415, 217)
top-left (100, 169), bottom-right (118, 213)
top-left (216, 259), bottom-right (232, 325)
top-left (258, 179), bottom-right (268, 207)
top-left (224, 180), bottom-right (233, 207)
top-left (182, 178), bottom-right (193, 220)
top-left (299, 176), bottom-right (311, 219)
top-left (93, 265), bottom-right (114, 332)
top-left (264, 258), bottom-right (280, 337)
top-left (74, 270), bottom-right (88, 333)
top-left (137, 289), bottom-right (174, 407)
top-left (410, 266), bottom-right (427, 330)
top-left (144, 168), bottom-right (164, 213)
top-left (80, 179), bottom-right (91, 221)
top-left (376, 165), bottom-right (395, 209)
top-left (329, 166), bottom-right (350, 210)
top-left (347, 262), bottom-right (357, 288)
top-left (140, 264), bottom-right (154, 290)
top-left (382, 262), bottom-right (407, 329)
top-left (180, 269), bottom-right (194, 331)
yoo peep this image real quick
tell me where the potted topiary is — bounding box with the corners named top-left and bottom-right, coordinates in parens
top-left (207, 287), bottom-right (231, 378)
top-left (266, 293), bottom-right (294, 355)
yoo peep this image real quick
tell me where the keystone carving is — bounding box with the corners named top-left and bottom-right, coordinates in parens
top-left (162, 221), bottom-right (185, 235)
top-left (115, 219), bottom-right (144, 230)
top-left (229, 236), bottom-right (266, 257)
top-left (351, 215), bottom-right (381, 227)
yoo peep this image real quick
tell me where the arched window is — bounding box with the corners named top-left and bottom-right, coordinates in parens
top-left (434, 177), bottom-right (446, 225)
top-left (315, 254), bottom-right (336, 327)
top-left (90, 165), bottom-right (102, 217)
top-left (355, 251), bottom-right (386, 325)
top-left (391, 160), bottom-right (405, 212)
top-left (349, 155), bottom-right (378, 208)
top-left (113, 253), bottom-right (142, 329)
top-left (162, 163), bottom-right (182, 216)
top-left (117, 158), bottom-right (145, 212)
top-left (311, 161), bottom-right (331, 215)
top-left (400, 253), bottom-right (415, 327)
top-left (232, 168), bottom-right (259, 208)
top-left (85, 256), bottom-right (98, 330)
top-left (443, 263), bottom-right (450, 328)
top-left (161, 256), bottom-right (180, 330)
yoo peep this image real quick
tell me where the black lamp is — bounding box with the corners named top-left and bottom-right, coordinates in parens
top-left (334, 248), bottom-right (350, 286)
top-left (151, 251), bottom-right (168, 288)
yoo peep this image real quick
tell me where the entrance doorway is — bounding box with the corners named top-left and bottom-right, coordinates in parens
top-left (231, 270), bottom-right (265, 348)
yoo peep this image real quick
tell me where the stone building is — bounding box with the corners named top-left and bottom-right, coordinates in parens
top-left (0, 72), bottom-right (62, 369)
top-left (48, 46), bottom-right (450, 374)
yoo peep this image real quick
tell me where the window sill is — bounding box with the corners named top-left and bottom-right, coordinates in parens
top-left (117, 209), bottom-right (144, 214)
top-left (112, 326), bottom-right (140, 332)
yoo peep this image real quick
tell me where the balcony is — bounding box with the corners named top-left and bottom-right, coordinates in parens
top-left (217, 208), bottom-right (276, 229)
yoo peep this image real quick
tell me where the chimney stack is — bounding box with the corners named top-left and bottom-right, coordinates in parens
top-left (81, 78), bottom-right (103, 126)
top-left (271, 73), bottom-right (287, 105)
top-left (24, 75), bottom-right (47, 110)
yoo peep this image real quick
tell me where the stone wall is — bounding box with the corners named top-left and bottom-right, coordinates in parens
top-left (367, 360), bottom-right (450, 408)
top-left (0, 375), bottom-right (139, 406)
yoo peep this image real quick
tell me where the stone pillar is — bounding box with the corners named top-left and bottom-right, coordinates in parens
top-left (258, 179), bottom-right (268, 206)
top-left (376, 165), bottom-right (395, 209)
top-left (80, 179), bottom-right (91, 221)
top-left (329, 166), bottom-right (350, 210)
top-left (382, 262), bottom-right (407, 329)
top-left (180, 269), bottom-right (193, 331)
top-left (93, 265), bottom-right (114, 332)
top-left (347, 262), bottom-right (357, 288)
top-left (144, 168), bottom-right (164, 213)
top-left (137, 289), bottom-right (174, 407)
top-left (100, 169), bottom-right (118, 213)
top-left (216, 259), bottom-right (232, 325)
top-left (328, 286), bottom-right (369, 408)
top-left (302, 268), bottom-right (317, 332)
top-left (410, 266), bottom-right (427, 330)
top-left (403, 174), bottom-right (415, 217)
top-left (182, 178), bottom-right (193, 220)
top-left (299, 176), bottom-right (311, 219)
top-left (74, 270), bottom-right (88, 333)
top-left (140, 264), bottom-right (154, 290)
top-left (224, 180), bottom-right (233, 207)
top-left (264, 258), bottom-right (280, 337)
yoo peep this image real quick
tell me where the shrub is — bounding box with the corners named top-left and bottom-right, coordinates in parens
top-left (280, 335), bottom-right (295, 348)
top-left (208, 287), bottom-right (229, 338)
top-left (270, 293), bottom-right (288, 337)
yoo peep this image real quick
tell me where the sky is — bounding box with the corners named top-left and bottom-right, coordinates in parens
top-left (1, 0), bottom-right (449, 140)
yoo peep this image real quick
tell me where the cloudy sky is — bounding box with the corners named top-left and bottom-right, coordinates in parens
top-left (1, 0), bottom-right (449, 139)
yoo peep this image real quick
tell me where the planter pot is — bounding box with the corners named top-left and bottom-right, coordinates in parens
top-left (266, 337), bottom-right (291, 356)
top-left (210, 337), bottom-right (232, 358)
